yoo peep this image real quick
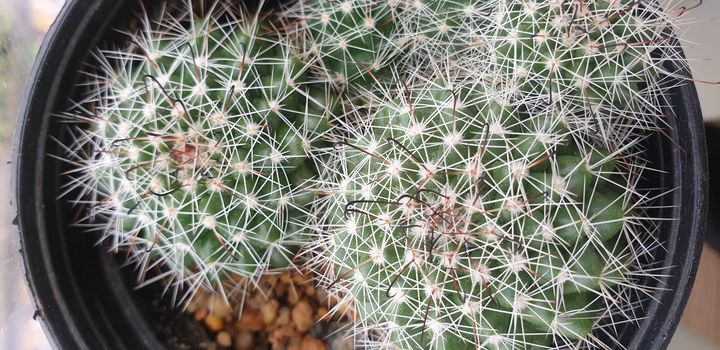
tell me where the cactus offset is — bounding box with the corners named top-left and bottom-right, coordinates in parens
top-left (58, 1), bottom-right (334, 302)
top-left (396, 0), bottom-right (496, 64)
top-left (283, 0), bottom-right (404, 89)
top-left (283, 0), bottom-right (496, 90)
top-left (480, 0), bottom-right (690, 147)
top-left (308, 68), bottom-right (662, 349)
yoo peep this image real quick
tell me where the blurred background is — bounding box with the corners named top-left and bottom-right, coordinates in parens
top-left (0, 0), bottom-right (719, 349)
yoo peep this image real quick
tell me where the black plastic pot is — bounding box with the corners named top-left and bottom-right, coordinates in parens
top-left (11, 0), bottom-right (708, 349)
top-left (705, 123), bottom-right (720, 252)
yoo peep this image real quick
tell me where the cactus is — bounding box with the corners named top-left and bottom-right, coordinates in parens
top-left (301, 0), bottom-right (691, 348)
top-left (57, 1), bottom-right (335, 302)
top-left (395, 0), bottom-right (496, 64)
top-left (307, 66), bottom-right (663, 349)
top-left (282, 0), bottom-right (497, 91)
top-left (281, 0), bottom-right (404, 90)
top-left (479, 0), bottom-right (689, 148)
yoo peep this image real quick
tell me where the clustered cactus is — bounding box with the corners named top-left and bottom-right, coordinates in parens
top-left (58, 0), bottom-right (693, 348)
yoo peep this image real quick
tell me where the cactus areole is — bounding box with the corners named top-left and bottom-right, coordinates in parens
top-left (13, 0), bottom-right (707, 349)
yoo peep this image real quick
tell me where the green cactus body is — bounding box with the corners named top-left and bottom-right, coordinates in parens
top-left (486, 0), bottom-right (676, 146)
top-left (289, 0), bottom-right (403, 88)
top-left (397, 0), bottom-right (495, 61)
top-left (288, 0), bottom-right (497, 89)
top-left (313, 74), bottom-right (639, 349)
top-left (62, 2), bottom-right (334, 300)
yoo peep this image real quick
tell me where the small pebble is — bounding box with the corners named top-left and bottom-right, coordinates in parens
top-left (287, 287), bottom-right (302, 305)
top-left (276, 307), bottom-right (290, 326)
top-left (247, 293), bottom-right (263, 311)
top-left (194, 307), bottom-right (208, 321)
top-left (291, 300), bottom-right (314, 333)
top-left (186, 291), bottom-right (207, 313)
top-left (209, 296), bottom-right (232, 319)
top-left (268, 324), bottom-right (296, 349)
top-left (286, 337), bottom-right (303, 350)
top-left (260, 299), bottom-right (279, 325)
top-left (237, 311), bottom-right (265, 332)
top-left (316, 307), bottom-right (329, 321)
top-left (301, 335), bottom-right (327, 350)
top-left (265, 274), bottom-right (279, 286)
top-left (280, 272), bottom-right (292, 284)
top-left (292, 273), bottom-right (307, 285)
top-left (234, 331), bottom-right (253, 350)
top-left (216, 331), bottom-right (232, 348)
top-left (204, 314), bottom-right (225, 332)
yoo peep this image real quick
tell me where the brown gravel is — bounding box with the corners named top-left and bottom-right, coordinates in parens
top-left (234, 331), bottom-right (253, 350)
top-left (291, 300), bottom-right (314, 333)
top-left (204, 314), bottom-right (225, 333)
top-left (188, 270), bottom-right (352, 350)
top-left (301, 335), bottom-right (327, 350)
top-left (216, 331), bottom-right (232, 348)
